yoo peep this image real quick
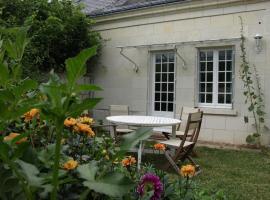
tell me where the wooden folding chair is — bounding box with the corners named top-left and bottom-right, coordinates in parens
top-left (159, 111), bottom-right (203, 174)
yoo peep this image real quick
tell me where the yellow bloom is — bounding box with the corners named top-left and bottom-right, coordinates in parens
top-left (73, 123), bottom-right (95, 137)
top-left (62, 159), bottom-right (78, 170)
top-left (121, 156), bottom-right (136, 167)
top-left (105, 155), bottom-right (110, 160)
top-left (4, 133), bottom-right (27, 144)
top-left (180, 164), bottom-right (195, 178)
top-left (77, 116), bottom-right (94, 125)
top-left (64, 117), bottom-right (77, 127)
top-left (154, 143), bottom-right (166, 151)
top-left (24, 108), bottom-right (40, 122)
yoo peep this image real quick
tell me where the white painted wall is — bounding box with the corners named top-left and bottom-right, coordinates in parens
top-left (91, 0), bottom-right (270, 145)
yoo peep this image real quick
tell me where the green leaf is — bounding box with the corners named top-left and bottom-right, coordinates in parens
top-left (76, 84), bottom-right (102, 92)
top-left (0, 63), bottom-right (9, 85)
top-left (65, 46), bottom-right (97, 87)
top-left (16, 160), bottom-right (44, 187)
top-left (119, 127), bottom-right (152, 153)
top-left (77, 162), bottom-right (98, 181)
top-left (67, 98), bottom-right (102, 117)
top-left (12, 79), bottom-right (38, 98)
top-left (83, 172), bottom-right (134, 197)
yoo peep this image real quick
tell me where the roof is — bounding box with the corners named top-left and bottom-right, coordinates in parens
top-left (80, 0), bottom-right (189, 16)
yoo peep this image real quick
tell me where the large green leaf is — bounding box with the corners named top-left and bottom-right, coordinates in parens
top-left (0, 62), bottom-right (9, 85)
top-left (76, 84), bottom-right (102, 92)
top-left (67, 98), bottom-right (102, 117)
top-left (12, 79), bottom-right (38, 98)
top-left (77, 162), bottom-right (98, 181)
top-left (65, 46), bottom-right (97, 87)
top-left (119, 127), bottom-right (152, 153)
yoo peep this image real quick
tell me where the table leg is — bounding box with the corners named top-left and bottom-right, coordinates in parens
top-left (137, 140), bottom-right (144, 171)
top-left (172, 125), bottom-right (176, 139)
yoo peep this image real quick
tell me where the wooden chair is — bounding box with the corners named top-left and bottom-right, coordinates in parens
top-left (109, 105), bottom-right (133, 135)
top-left (159, 111), bottom-right (203, 174)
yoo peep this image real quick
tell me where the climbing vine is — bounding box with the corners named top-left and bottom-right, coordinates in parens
top-left (239, 17), bottom-right (266, 145)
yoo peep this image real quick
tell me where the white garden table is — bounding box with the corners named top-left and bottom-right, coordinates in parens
top-left (106, 115), bottom-right (181, 170)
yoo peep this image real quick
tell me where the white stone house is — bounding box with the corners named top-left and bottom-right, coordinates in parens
top-left (83, 0), bottom-right (270, 145)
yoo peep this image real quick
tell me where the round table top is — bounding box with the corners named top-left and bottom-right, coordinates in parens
top-left (106, 115), bottom-right (181, 127)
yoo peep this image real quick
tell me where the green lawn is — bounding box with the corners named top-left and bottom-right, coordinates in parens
top-left (143, 147), bottom-right (270, 200)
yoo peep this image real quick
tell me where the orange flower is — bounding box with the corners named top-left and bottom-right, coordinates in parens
top-left (64, 117), bottom-right (77, 127)
top-left (154, 143), bottom-right (166, 151)
top-left (121, 156), bottom-right (136, 167)
top-left (180, 164), bottom-right (195, 178)
top-left (77, 116), bottom-right (94, 125)
top-left (73, 123), bottom-right (95, 137)
top-left (62, 159), bottom-right (78, 170)
top-left (24, 108), bottom-right (40, 122)
top-left (4, 133), bottom-right (27, 144)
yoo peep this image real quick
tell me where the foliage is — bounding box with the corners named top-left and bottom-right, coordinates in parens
top-left (0, 0), bottom-right (101, 81)
top-left (238, 17), bottom-right (266, 146)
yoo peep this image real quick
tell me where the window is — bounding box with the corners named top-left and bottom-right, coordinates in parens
top-left (153, 52), bottom-right (175, 112)
top-left (198, 48), bottom-right (233, 108)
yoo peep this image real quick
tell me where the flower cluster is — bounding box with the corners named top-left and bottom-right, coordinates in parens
top-left (4, 133), bottom-right (27, 144)
top-left (121, 156), bottom-right (136, 167)
top-left (62, 159), bottom-right (78, 170)
top-left (154, 143), bottom-right (166, 151)
top-left (64, 116), bottom-right (95, 137)
top-left (137, 173), bottom-right (163, 200)
top-left (23, 108), bottom-right (40, 122)
top-left (180, 164), bottom-right (195, 178)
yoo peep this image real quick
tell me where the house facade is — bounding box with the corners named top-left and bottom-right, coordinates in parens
top-left (84, 0), bottom-right (270, 145)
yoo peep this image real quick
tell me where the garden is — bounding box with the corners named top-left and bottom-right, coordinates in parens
top-left (0, 1), bottom-right (269, 200)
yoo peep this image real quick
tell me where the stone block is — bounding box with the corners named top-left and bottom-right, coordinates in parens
top-left (204, 116), bottom-right (226, 130)
top-left (212, 129), bottom-right (234, 144)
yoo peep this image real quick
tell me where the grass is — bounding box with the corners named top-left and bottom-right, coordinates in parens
top-left (142, 146), bottom-right (270, 200)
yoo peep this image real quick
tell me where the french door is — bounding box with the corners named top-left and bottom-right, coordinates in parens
top-left (151, 52), bottom-right (175, 118)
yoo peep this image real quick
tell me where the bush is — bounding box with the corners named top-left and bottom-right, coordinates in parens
top-left (0, 0), bottom-right (101, 81)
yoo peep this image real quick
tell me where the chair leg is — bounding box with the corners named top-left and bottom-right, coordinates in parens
top-left (164, 150), bottom-right (180, 174)
top-left (162, 132), bottom-right (170, 140)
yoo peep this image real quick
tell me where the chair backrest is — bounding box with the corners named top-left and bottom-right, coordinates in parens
top-left (181, 111), bottom-right (203, 146)
top-left (177, 107), bottom-right (200, 131)
top-left (109, 105), bottom-right (129, 116)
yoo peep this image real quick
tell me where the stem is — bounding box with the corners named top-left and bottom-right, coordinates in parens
top-left (51, 121), bottom-right (64, 200)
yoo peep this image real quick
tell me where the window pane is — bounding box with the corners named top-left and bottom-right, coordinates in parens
top-left (156, 54), bottom-right (161, 63)
top-left (155, 83), bottom-right (160, 91)
top-left (206, 83), bottom-right (212, 92)
top-left (155, 93), bottom-right (160, 101)
top-left (156, 64), bottom-right (161, 72)
top-left (200, 52), bottom-right (206, 61)
top-left (168, 93), bottom-right (174, 101)
top-left (226, 50), bottom-right (232, 60)
top-left (226, 72), bottom-right (232, 82)
top-left (218, 83), bottom-right (225, 92)
top-left (169, 63), bottom-right (174, 72)
top-left (219, 72), bottom-right (225, 82)
top-left (207, 51), bottom-right (213, 61)
top-left (226, 61), bottom-right (232, 71)
top-left (218, 94), bottom-right (225, 103)
top-left (199, 93), bottom-right (205, 103)
top-left (226, 83), bottom-right (232, 93)
top-left (168, 103), bottom-right (173, 112)
top-left (226, 94), bottom-right (232, 104)
top-left (207, 72), bottom-right (213, 82)
top-left (206, 94), bottom-right (212, 103)
top-left (168, 83), bottom-right (174, 92)
top-left (200, 83), bottom-right (205, 92)
top-left (161, 103), bottom-right (167, 111)
top-left (155, 102), bottom-right (160, 111)
top-left (200, 62), bottom-right (206, 71)
top-left (219, 50), bottom-right (225, 60)
top-left (161, 93), bottom-right (166, 101)
top-left (162, 73), bottom-right (167, 82)
top-left (162, 64), bottom-right (167, 72)
top-left (162, 83), bottom-right (167, 91)
top-left (155, 73), bottom-right (161, 82)
top-left (162, 54), bottom-right (167, 62)
top-left (200, 73), bottom-right (205, 82)
top-left (207, 62), bottom-right (213, 71)
top-left (168, 73), bottom-right (174, 82)
top-left (169, 53), bottom-right (174, 62)
top-left (219, 61), bottom-right (225, 71)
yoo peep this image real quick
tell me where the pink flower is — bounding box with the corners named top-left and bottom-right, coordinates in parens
top-left (137, 173), bottom-right (163, 200)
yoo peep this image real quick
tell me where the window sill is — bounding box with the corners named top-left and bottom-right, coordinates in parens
top-left (199, 107), bottom-right (237, 116)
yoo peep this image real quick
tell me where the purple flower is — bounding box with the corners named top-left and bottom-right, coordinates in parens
top-left (137, 173), bottom-right (163, 200)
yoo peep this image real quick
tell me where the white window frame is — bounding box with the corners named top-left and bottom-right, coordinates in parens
top-left (198, 48), bottom-right (234, 109)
